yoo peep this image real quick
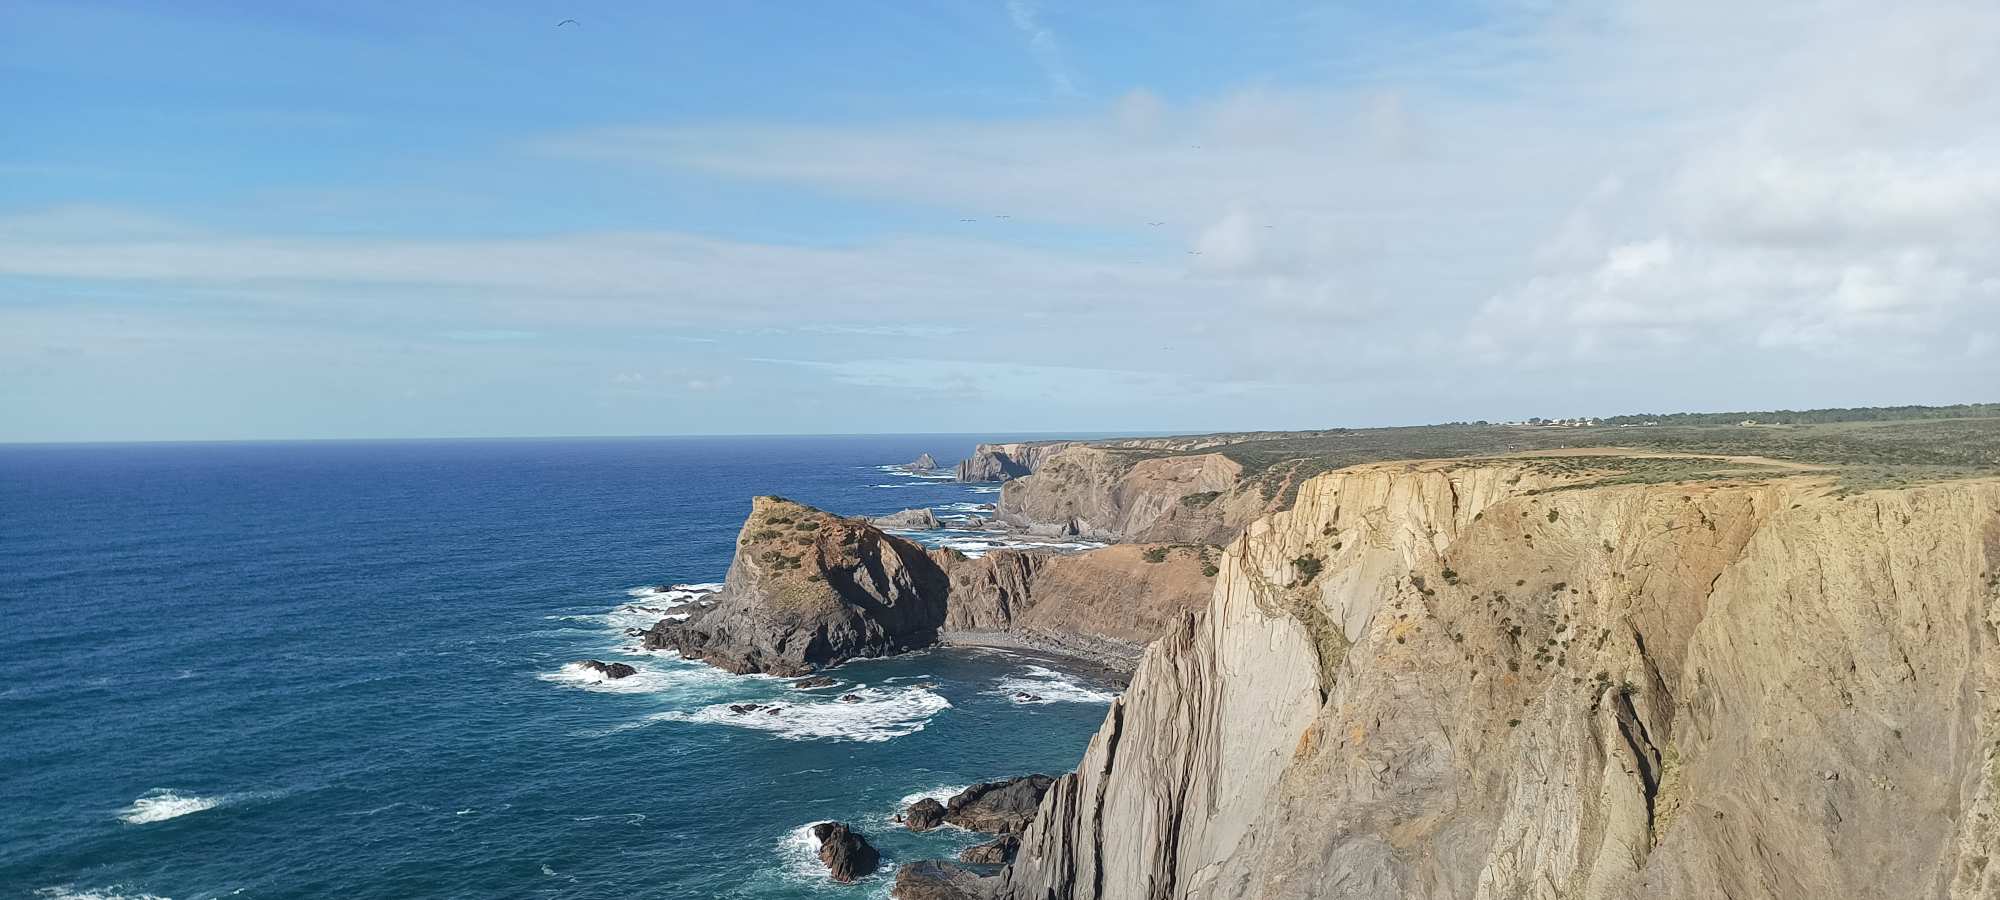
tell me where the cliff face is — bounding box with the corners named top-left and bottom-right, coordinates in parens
top-left (944, 544), bottom-right (1219, 669)
top-left (996, 447), bottom-right (1271, 544)
top-left (959, 442), bottom-right (1086, 482)
top-left (642, 497), bottom-right (951, 675)
top-left (650, 498), bottom-right (1217, 675)
top-left (1002, 462), bottom-right (2000, 900)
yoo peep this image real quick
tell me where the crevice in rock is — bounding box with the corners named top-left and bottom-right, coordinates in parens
top-left (1613, 687), bottom-right (1664, 850)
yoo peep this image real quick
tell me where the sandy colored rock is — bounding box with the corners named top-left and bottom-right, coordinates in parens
top-left (1002, 461), bottom-right (2000, 900)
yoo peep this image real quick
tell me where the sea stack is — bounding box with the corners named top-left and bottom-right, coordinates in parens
top-left (640, 497), bottom-right (951, 676)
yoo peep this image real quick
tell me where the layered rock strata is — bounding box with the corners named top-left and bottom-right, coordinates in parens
top-left (995, 461), bottom-right (2000, 900)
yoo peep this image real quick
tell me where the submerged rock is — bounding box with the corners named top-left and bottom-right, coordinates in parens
top-left (903, 797), bottom-right (946, 831)
top-left (809, 821), bottom-right (880, 883)
top-left (891, 860), bottom-right (999, 899)
top-left (793, 676), bottom-right (836, 689)
top-left (576, 659), bottom-right (636, 679)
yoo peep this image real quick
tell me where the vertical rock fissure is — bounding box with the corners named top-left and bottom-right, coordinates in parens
top-left (1091, 701), bottom-right (1126, 900)
top-left (1613, 688), bottom-right (1663, 846)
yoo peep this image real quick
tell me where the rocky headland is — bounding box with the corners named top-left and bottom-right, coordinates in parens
top-left (644, 496), bottom-right (1217, 676)
top-left (935, 456), bottom-right (2000, 900)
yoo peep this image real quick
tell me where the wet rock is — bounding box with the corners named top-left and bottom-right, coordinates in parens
top-left (838, 693), bottom-right (863, 703)
top-left (943, 775), bottom-right (1054, 834)
top-left (727, 703), bottom-right (761, 714)
top-left (891, 860), bottom-right (998, 899)
top-left (1012, 691), bottom-right (1041, 702)
top-left (794, 676), bottom-right (836, 689)
top-left (809, 821), bottom-right (880, 883)
top-left (577, 659), bottom-right (637, 679)
top-left (957, 834), bottom-right (1019, 865)
top-left (904, 797), bottom-right (946, 832)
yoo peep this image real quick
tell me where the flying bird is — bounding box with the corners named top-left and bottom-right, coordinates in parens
top-left (556, 18), bottom-right (579, 27)
top-left (1148, 221), bottom-right (1164, 227)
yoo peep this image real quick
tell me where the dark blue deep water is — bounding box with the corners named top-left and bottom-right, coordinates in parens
top-left (0, 437), bottom-right (1116, 900)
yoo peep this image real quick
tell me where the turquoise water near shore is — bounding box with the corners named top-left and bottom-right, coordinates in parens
top-left (0, 437), bottom-right (1115, 899)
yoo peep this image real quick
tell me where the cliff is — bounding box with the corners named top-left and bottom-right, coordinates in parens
top-left (649, 497), bottom-right (1217, 675)
top-left (995, 447), bottom-right (1279, 544)
top-left (958, 442), bottom-right (1087, 482)
top-left (943, 543), bottom-right (1219, 669)
top-left (996, 458), bottom-right (2000, 900)
top-left (641, 497), bottom-right (951, 675)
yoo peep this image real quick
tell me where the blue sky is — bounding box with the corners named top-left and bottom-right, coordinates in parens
top-left (4, 0), bottom-right (1997, 441)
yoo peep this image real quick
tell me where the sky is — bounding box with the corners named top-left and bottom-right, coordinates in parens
top-left (3, 0), bottom-right (1997, 442)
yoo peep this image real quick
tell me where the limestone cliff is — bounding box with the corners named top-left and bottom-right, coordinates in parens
top-left (642, 497), bottom-right (951, 676)
top-left (943, 543), bottom-right (1219, 670)
top-left (649, 498), bottom-right (1217, 675)
top-left (999, 460), bottom-right (2000, 900)
top-left (959, 442), bottom-right (1087, 482)
top-left (996, 447), bottom-right (1277, 544)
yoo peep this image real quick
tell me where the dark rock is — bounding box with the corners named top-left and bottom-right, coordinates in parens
top-left (839, 693), bottom-right (864, 703)
top-left (794, 676), bottom-right (836, 689)
top-left (1012, 691), bottom-right (1041, 702)
top-left (904, 797), bottom-right (947, 832)
top-left (577, 659), bottom-right (637, 679)
top-left (728, 703), bottom-right (761, 714)
top-left (641, 497), bottom-right (952, 677)
top-left (810, 822), bottom-right (880, 883)
top-left (943, 775), bottom-right (1055, 834)
top-left (891, 861), bottom-right (999, 899)
top-left (958, 834), bottom-right (1019, 865)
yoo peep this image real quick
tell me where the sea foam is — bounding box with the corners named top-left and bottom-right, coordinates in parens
top-left (538, 659), bottom-right (732, 695)
top-left (117, 790), bottom-right (221, 825)
top-left (992, 665), bottom-right (1118, 704)
top-left (35, 888), bottom-right (173, 900)
top-left (653, 685), bottom-right (950, 742)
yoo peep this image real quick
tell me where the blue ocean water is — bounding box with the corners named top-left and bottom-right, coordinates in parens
top-left (0, 436), bottom-right (1118, 900)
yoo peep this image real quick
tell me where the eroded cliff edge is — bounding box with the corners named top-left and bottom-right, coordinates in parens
top-left (996, 459), bottom-right (2000, 900)
top-left (646, 497), bottom-right (1216, 675)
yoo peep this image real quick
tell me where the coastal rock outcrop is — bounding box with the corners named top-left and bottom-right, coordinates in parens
top-left (942, 775), bottom-right (1053, 834)
top-left (575, 659), bottom-right (636, 679)
top-left (646, 499), bottom-right (1220, 676)
top-left (959, 835), bottom-right (1020, 865)
top-left (871, 507), bottom-right (943, 530)
top-left (943, 544), bottom-right (1218, 670)
top-left (999, 461), bottom-right (2000, 900)
top-left (810, 821), bottom-right (881, 883)
top-left (640, 497), bottom-right (951, 676)
top-left (910, 453), bottom-right (941, 471)
top-left (957, 441), bottom-right (1084, 482)
top-left (894, 861), bottom-right (1000, 899)
top-left (995, 447), bottom-right (1276, 544)
top-left (904, 797), bottom-right (947, 832)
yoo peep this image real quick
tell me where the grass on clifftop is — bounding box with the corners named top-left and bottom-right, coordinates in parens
top-left (1044, 408), bottom-right (2000, 502)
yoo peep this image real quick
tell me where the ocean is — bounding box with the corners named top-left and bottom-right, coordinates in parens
top-left (0, 436), bottom-right (1120, 899)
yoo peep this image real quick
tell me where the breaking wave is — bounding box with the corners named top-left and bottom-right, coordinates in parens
top-left (117, 790), bottom-right (222, 825)
top-left (651, 685), bottom-right (950, 742)
top-left (991, 665), bottom-right (1119, 704)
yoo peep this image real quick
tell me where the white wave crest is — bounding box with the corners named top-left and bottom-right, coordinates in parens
top-left (991, 665), bottom-right (1118, 704)
top-left (117, 790), bottom-right (221, 825)
top-left (538, 660), bottom-right (734, 695)
top-left (35, 888), bottom-right (172, 900)
top-left (652, 685), bottom-right (950, 742)
top-left (968, 486), bottom-right (1001, 494)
